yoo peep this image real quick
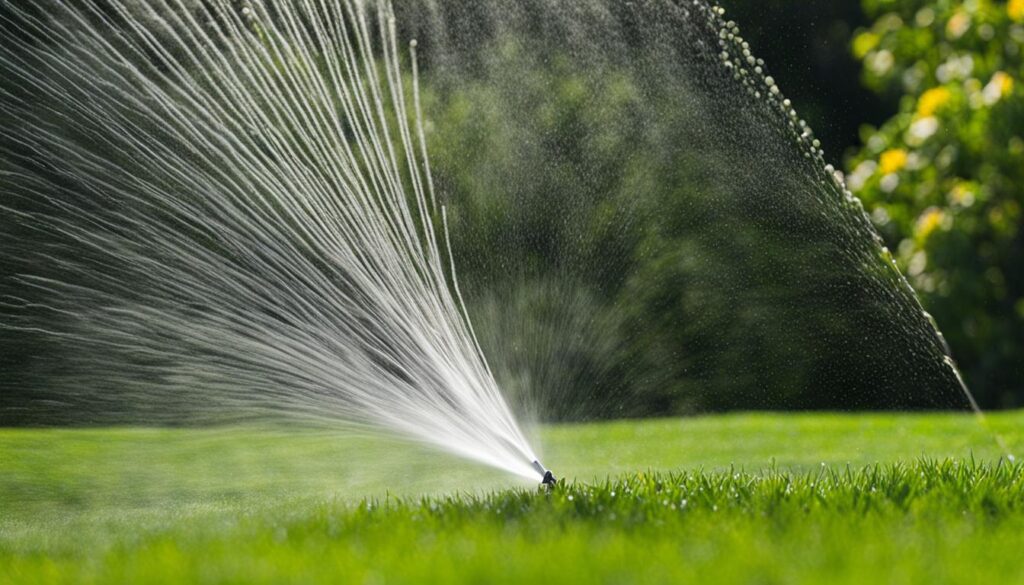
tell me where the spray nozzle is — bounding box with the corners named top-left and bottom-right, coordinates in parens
top-left (532, 460), bottom-right (557, 486)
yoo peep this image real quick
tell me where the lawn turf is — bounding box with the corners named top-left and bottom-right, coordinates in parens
top-left (2, 410), bottom-right (1022, 584)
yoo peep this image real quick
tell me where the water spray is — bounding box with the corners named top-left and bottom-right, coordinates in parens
top-left (0, 0), bottom-right (541, 481)
top-left (0, 0), bottom-right (1003, 488)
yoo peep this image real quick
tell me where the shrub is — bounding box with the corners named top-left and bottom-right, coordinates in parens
top-left (847, 0), bottom-right (1024, 406)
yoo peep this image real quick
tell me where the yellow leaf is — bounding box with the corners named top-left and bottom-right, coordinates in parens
top-left (853, 32), bottom-right (880, 59)
top-left (1010, 0), bottom-right (1024, 23)
top-left (916, 87), bottom-right (951, 118)
top-left (994, 71), bottom-right (1014, 96)
top-left (983, 72), bottom-right (1014, 105)
top-left (916, 208), bottom-right (945, 240)
top-left (879, 148), bottom-right (908, 174)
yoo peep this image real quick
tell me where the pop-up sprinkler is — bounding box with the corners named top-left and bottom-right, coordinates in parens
top-left (532, 460), bottom-right (557, 486)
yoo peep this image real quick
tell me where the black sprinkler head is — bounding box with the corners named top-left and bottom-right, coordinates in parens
top-left (541, 470), bottom-right (556, 486)
top-left (532, 460), bottom-right (557, 487)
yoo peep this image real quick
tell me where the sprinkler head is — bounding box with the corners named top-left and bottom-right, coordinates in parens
top-left (541, 470), bottom-right (556, 486)
top-left (532, 460), bottom-right (557, 487)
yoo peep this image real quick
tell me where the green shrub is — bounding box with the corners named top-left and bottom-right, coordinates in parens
top-left (847, 0), bottom-right (1024, 405)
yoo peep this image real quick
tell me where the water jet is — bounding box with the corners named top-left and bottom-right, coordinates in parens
top-left (0, 0), bottom-right (995, 483)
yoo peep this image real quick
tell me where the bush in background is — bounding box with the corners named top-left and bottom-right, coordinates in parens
top-left (847, 0), bottom-right (1024, 406)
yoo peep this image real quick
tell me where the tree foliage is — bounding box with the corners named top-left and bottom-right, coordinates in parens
top-left (419, 20), bottom-right (962, 418)
top-left (847, 0), bottom-right (1024, 405)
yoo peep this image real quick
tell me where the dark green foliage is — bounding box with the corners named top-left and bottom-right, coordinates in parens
top-left (414, 3), bottom-right (963, 418)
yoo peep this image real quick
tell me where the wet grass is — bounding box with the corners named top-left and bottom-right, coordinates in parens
top-left (2, 410), bottom-right (1023, 584)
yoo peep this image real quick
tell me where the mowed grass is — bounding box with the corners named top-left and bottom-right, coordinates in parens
top-left (2, 410), bottom-right (1023, 584)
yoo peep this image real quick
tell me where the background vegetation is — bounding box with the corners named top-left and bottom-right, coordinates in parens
top-left (416, 0), bottom-right (1023, 417)
top-left (729, 0), bottom-right (1024, 408)
top-left (846, 0), bottom-right (1024, 408)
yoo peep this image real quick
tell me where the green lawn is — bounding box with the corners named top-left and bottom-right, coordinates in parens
top-left (2, 411), bottom-right (1023, 584)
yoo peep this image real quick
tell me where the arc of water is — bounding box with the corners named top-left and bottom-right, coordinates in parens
top-left (0, 0), bottom-right (543, 479)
